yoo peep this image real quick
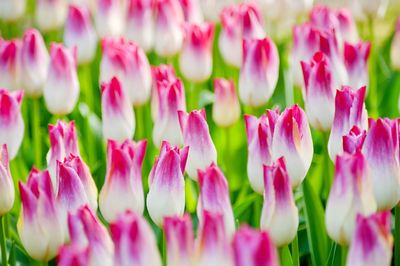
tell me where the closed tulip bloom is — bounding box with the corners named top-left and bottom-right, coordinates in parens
top-left (328, 86), bottom-right (368, 161)
top-left (0, 39), bottom-right (21, 91)
top-left (58, 245), bottom-right (89, 266)
top-left (101, 77), bottom-right (135, 142)
top-left (125, 0), bottom-right (155, 52)
top-left (164, 214), bottom-right (194, 266)
top-left (219, 3), bottom-right (265, 68)
top-left (301, 52), bottom-right (336, 131)
top-left (147, 141), bottom-right (189, 226)
top-left (179, 22), bottom-right (214, 82)
top-left (212, 78), bottom-right (240, 127)
top-left (391, 18), bottom-right (400, 71)
top-left (44, 44), bottom-right (79, 115)
top-left (232, 226), bottom-right (279, 266)
top-left (272, 105), bottom-right (313, 188)
top-left (0, 0), bottom-right (26, 21)
top-left (359, 0), bottom-right (389, 18)
top-left (154, 0), bottom-right (184, 57)
top-left (153, 79), bottom-right (186, 147)
top-left (347, 211), bottom-right (393, 266)
top-left (35, 0), bottom-right (67, 32)
top-left (362, 118), bottom-right (400, 210)
top-left (64, 5), bottom-right (98, 64)
top-left (178, 109), bottom-right (217, 180)
top-left (0, 89), bottom-right (24, 160)
top-left (20, 29), bottom-right (49, 97)
top-left (239, 38), bottom-right (279, 107)
top-left (200, 0), bottom-right (235, 22)
top-left (197, 163), bottom-right (235, 237)
top-left (344, 42), bottom-right (371, 90)
top-left (261, 158), bottom-right (298, 246)
top-left (179, 0), bottom-right (203, 23)
top-left (95, 0), bottom-right (125, 37)
top-left (99, 139), bottom-right (147, 222)
top-left (0, 145), bottom-right (14, 215)
top-left (18, 169), bottom-right (64, 262)
top-left (336, 9), bottom-right (359, 44)
top-left (326, 151), bottom-right (377, 245)
top-left (110, 211), bottom-right (162, 266)
top-left (343, 126), bottom-right (367, 155)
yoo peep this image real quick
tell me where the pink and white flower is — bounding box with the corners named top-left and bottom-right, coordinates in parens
top-left (343, 42), bottom-right (371, 90)
top-left (35, 0), bottom-right (67, 32)
top-left (391, 18), bottom-right (400, 70)
top-left (0, 0), bottom-right (26, 21)
top-left (179, 0), bottom-right (203, 23)
top-left (95, 0), bottom-right (125, 37)
top-left (343, 126), bottom-right (367, 155)
top-left (0, 39), bottom-right (21, 91)
top-left (212, 78), bottom-right (241, 127)
top-left (0, 145), bottom-right (14, 215)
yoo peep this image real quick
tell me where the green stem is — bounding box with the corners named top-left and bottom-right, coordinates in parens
top-left (224, 127), bottom-right (231, 178)
top-left (0, 216), bottom-right (7, 266)
top-left (291, 234), bottom-right (299, 266)
top-left (135, 106), bottom-right (145, 141)
top-left (395, 204), bottom-right (400, 266)
top-left (32, 99), bottom-right (42, 168)
top-left (367, 18), bottom-right (379, 118)
top-left (341, 246), bottom-right (348, 266)
top-left (162, 230), bottom-right (166, 266)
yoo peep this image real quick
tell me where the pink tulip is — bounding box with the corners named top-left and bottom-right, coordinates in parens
top-left (0, 145), bottom-right (14, 215)
top-left (343, 42), bottom-right (371, 90)
top-left (336, 9), bottom-right (359, 44)
top-left (212, 78), bottom-right (240, 127)
top-left (0, 0), bottom-right (26, 21)
top-left (35, 0), bottom-right (67, 32)
top-left (342, 126), bottom-right (367, 155)
top-left (95, 0), bottom-right (125, 37)
top-left (178, 0), bottom-right (203, 23)
top-left (0, 39), bottom-right (21, 91)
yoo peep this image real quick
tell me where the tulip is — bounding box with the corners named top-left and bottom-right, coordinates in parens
top-left (164, 214), bottom-right (194, 266)
top-left (244, 110), bottom-right (279, 193)
top-left (101, 77), bottom-right (135, 142)
top-left (110, 210), bottom-right (162, 266)
top-left (44, 44), bottom-right (79, 115)
top-left (253, 0), bottom-right (312, 23)
top-left (362, 118), bottom-right (400, 210)
top-left (179, 0), bottom-right (203, 23)
top-left (200, 0), bottom-right (235, 22)
top-left (154, 0), bottom-right (184, 57)
top-left (195, 211), bottom-right (233, 266)
top-left (391, 18), bottom-right (400, 71)
top-left (58, 245), bottom-right (89, 266)
top-left (0, 89), bottom-right (24, 160)
top-left (178, 109), bottom-right (217, 180)
top-left (336, 9), bottom-right (359, 44)
top-left (343, 42), bottom-right (371, 90)
top-left (261, 158), bottom-right (298, 246)
top-left (35, 0), bottom-right (67, 32)
top-left (232, 225), bottom-right (279, 266)
top-left (20, 29), bottom-right (49, 97)
top-left (64, 5), bottom-right (98, 64)
top-left (343, 126), bottom-right (367, 155)
top-left (18, 169), bottom-right (64, 261)
top-left (147, 141), bottom-right (189, 226)
top-left (179, 22), bottom-right (214, 83)
top-left (212, 78), bottom-right (240, 127)
top-left (95, 0), bottom-right (125, 38)
top-left (0, 39), bottom-right (21, 91)
top-left (47, 120), bottom-right (80, 189)
top-left (0, 0), bottom-right (26, 21)
top-left (197, 163), bottom-right (235, 237)
top-left (325, 151), bottom-right (377, 245)
top-left (328, 86), bottom-right (368, 161)
top-left (0, 145), bottom-right (14, 216)
top-left (152, 79), bottom-right (186, 147)
top-left (301, 52), bottom-right (336, 131)
top-left (272, 105), bottom-right (313, 188)
top-left (99, 139), bottom-right (147, 222)
top-left (358, 0), bottom-right (389, 18)
top-left (125, 0), bottom-right (155, 52)
top-left (219, 3), bottom-right (265, 68)
top-left (347, 211), bottom-right (393, 266)
top-left (239, 37), bottom-right (279, 107)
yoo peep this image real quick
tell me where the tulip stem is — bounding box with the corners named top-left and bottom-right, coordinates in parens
top-left (341, 246), bottom-right (348, 266)
top-left (395, 204), bottom-right (400, 266)
top-left (0, 216), bottom-right (7, 266)
top-left (367, 18), bottom-right (379, 118)
top-left (135, 105), bottom-right (145, 141)
top-left (291, 234), bottom-right (299, 266)
top-left (32, 99), bottom-right (42, 168)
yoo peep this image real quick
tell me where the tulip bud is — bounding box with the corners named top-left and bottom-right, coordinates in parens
top-left (0, 39), bottom-right (21, 91)
top-left (195, 211), bottom-right (233, 266)
top-left (261, 158), bottom-right (298, 246)
top-left (200, 0), bottom-right (235, 22)
top-left (272, 105), bottom-right (313, 188)
top-left (219, 3), bottom-right (265, 68)
top-left (147, 141), bottom-right (189, 226)
top-left (178, 109), bottom-right (217, 180)
top-left (301, 52), bottom-right (336, 131)
top-left (197, 163), bottom-right (235, 237)
top-left (179, 22), bottom-right (214, 82)
top-left (336, 9), bottom-right (359, 44)
top-left (212, 78), bottom-right (240, 127)
top-left (125, 0), bottom-right (155, 52)
top-left (99, 139), bottom-right (147, 222)
top-left (110, 210), bottom-right (162, 266)
top-left (35, 0), bottom-right (67, 32)
top-left (359, 0), bottom-right (389, 18)
top-left (343, 126), bottom-right (367, 155)
top-left (0, 89), bottom-right (24, 160)
top-left (0, 0), bottom-right (26, 21)
top-left (95, 0), bottom-right (125, 37)
top-left (58, 245), bottom-right (89, 266)
top-left (239, 37), bottom-right (279, 107)
top-left (0, 145), bottom-right (14, 215)
top-left (101, 77), bottom-right (135, 142)
top-left (20, 29), bottom-right (49, 97)
top-left (164, 214), bottom-right (195, 266)
top-left (153, 79), bottom-right (186, 147)
top-left (18, 169), bottom-right (64, 262)
top-left (325, 151), bottom-right (377, 245)
top-left (347, 211), bottom-right (393, 266)
top-left (343, 42), bottom-right (371, 90)
top-left (362, 118), bottom-right (400, 210)
top-left (154, 0), bottom-right (184, 57)
top-left (232, 225), bottom-right (279, 266)
top-left (391, 18), bottom-right (400, 71)
top-left (64, 5), bottom-right (98, 64)
top-left (44, 44), bottom-right (79, 115)
top-left (328, 86), bottom-right (368, 161)
top-left (179, 0), bottom-right (203, 23)
top-left (244, 110), bottom-right (279, 193)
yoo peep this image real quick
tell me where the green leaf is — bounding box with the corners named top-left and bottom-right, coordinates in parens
top-left (279, 246), bottom-right (293, 266)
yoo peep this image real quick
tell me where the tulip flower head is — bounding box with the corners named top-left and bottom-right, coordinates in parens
top-left (212, 78), bottom-right (241, 127)
top-left (391, 18), bottom-right (400, 71)
top-left (179, 0), bottom-right (203, 23)
top-left (35, 0), bottom-right (67, 32)
top-left (343, 42), bottom-right (371, 90)
top-left (358, 0), bottom-right (389, 18)
top-left (342, 126), bottom-right (367, 155)
top-left (0, 0), bottom-right (26, 21)
top-left (0, 145), bottom-right (14, 216)
top-left (0, 39), bottom-right (21, 91)
top-left (95, 0), bottom-right (125, 37)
